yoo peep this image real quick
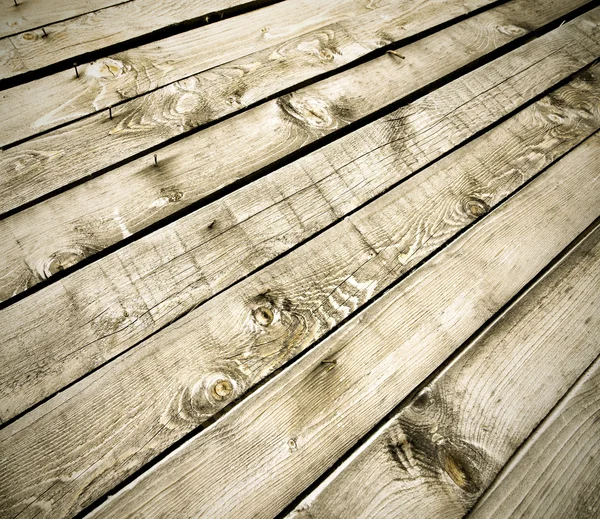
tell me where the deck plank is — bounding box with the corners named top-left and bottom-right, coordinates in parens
top-left (0, 0), bottom-right (400, 141)
top-left (288, 208), bottom-right (600, 519)
top-left (469, 356), bottom-right (600, 519)
top-left (0, 7), bottom-right (597, 303)
top-left (1, 73), bottom-right (598, 518)
top-left (0, 0), bottom-right (127, 39)
top-left (1, 0), bottom-right (569, 215)
top-left (83, 131), bottom-right (600, 519)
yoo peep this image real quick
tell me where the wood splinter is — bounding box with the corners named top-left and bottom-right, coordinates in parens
top-left (387, 50), bottom-right (406, 60)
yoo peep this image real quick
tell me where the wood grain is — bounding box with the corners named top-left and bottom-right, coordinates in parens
top-left (0, 0), bottom-right (506, 149)
top-left (1, 73), bottom-right (599, 518)
top-left (288, 209), bottom-right (600, 519)
top-left (84, 131), bottom-right (600, 519)
top-left (1, 6), bottom-right (597, 304)
top-left (469, 356), bottom-right (600, 519)
top-left (0, 0), bottom-right (552, 214)
top-left (2, 45), bottom-right (599, 423)
top-left (0, 0), bottom-right (294, 80)
top-left (0, 0), bottom-right (127, 38)
top-left (0, 0), bottom-right (399, 143)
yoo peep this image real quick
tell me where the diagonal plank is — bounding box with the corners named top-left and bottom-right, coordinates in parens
top-left (0, 0), bottom-right (297, 81)
top-left (1, 72), bottom-right (599, 519)
top-left (1, 0), bottom-right (568, 215)
top-left (83, 132), bottom-right (600, 519)
top-left (0, 0), bottom-right (128, 39)
top-left (469, 356), bottom-right (600, 519)
top-left (287, 218), bottom-right (600, 519)
top-left (0, 0), bottom-right (401, 141)
top-left (1, 7), bottom-right (598, 303)
top-left (0, 0), bottom-right (508, 147)
top-left (1, 40), bottom-right (599, 424)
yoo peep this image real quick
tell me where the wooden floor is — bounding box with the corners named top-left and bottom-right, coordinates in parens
top-left (0, 0), bottom-right (599, 517)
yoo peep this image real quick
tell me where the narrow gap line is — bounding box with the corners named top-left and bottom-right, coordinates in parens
top-left (0, 0), bottom-right (286, 90)
top-left (69, 129), bottom-right (600, 518)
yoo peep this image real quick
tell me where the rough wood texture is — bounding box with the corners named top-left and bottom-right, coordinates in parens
top-left (0, 0), bottom-right (401, 143)
top-left (0, 0), bottom-right (557, 215)
top-left (1, 7), bottom-right (597, 305)
top-left (3, 53), bottom-right (600, 423)
top-left (469, 356), bottom-right (600, 519)
top-left (289, 213), bottom-right (600, 519)
top-left (0, 0), bottom-right (506, 147)
top-left (84, 131), bottom-right (600, 519)
top-left (0, 0), bottom-right (289, 80)
top-left (1, 73), bottom-right (598, 519)
top-left (0, 0), bottom-right (126, 38)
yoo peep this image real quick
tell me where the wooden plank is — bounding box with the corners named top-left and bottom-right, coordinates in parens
top-left (0, 0), bottom-right (555, 214)
top-left (287, 213), bottom-right (600, 519)
top-left (0, 0), bottom-right (300, 81)
top-left (0, 8), bottom-right (596, 300)
top-left (469, 357), bottom-right (600, 519)
top-left (83, 133), bottom-right (600, 519)
top-left (0, 0), bottom-right (507, 149)
top-left (0, 0), bottom-right (399, 141)
top-left (0, 0), bottom-right (127, 39)
top-left (1, 39), bottom-right (599, 423)
top-left (1, 75), bottom-right (599, 519)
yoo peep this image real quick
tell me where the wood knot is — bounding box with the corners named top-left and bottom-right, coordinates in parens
top-left (42, 247), bottom-right (89, 277)
top-left (463, 197), bottom-right (489, 218)
top-left (495, 24), bottom-right (526, 36)
top-left (22, 32), bottom-right (37, 41)
top-left (278, 93), bottom-right (337, 130)
top-left (288, 437), bottom-right (298, 452)
top-left (211, 379), bottom-right (233, 400)
top-left (159, 186), bottom-right (183, 203)
top-left (253, 306), bottom-right (274, 327)
top-left (411, 388), bottom-right (432, 412)
top-left (437, 440), bottom-right (485, 494)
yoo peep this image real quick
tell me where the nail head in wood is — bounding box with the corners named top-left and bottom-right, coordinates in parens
top-left (74, 63), bottom-right (79, 78)
top-left (154, 154), bottom-right (158, 167)
top-left (42, 27), bottom-right (48, 38)
top-left (387, 50), bottom-right (405, 60)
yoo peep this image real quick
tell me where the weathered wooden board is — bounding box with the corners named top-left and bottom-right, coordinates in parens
top-left (1, 75), bottom-right (598, 518)
top-left (2, 49), bottom-right (599, 425)
top-left (0, 0), bottom-right (295, 81)
top-left (0, 0), bottom-right (509, 149)
top-left (469, 356), bottom-right (600, 519)
top-left (288, 212), bottom-right (600, 519)
top-left (1, 0), bottom-right (562, 215)
top-left (0, 0), bottom-right (127, 38)
top-left (1, 7), bottom-right (597, 305)
top-left (83, 132), bottom-right (600, 519)
top-left (0, 0), bottom-right (401, 142)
